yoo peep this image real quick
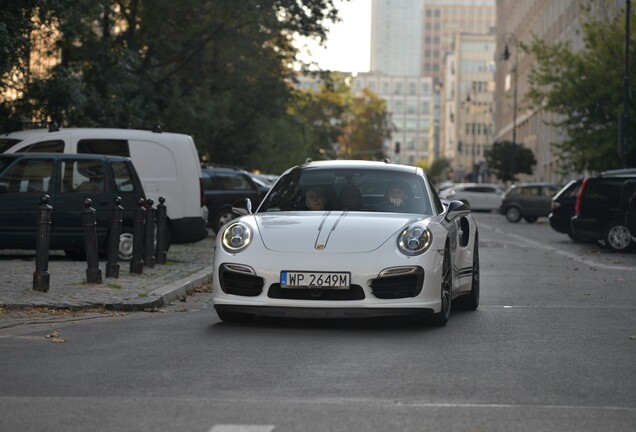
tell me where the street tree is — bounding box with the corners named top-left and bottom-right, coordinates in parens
top-left (0, 0), bottom-right (342, 171)
top-left (484, 140), bottom-right (536, 183)
top-left (525, 6), bottom-right (636, 172)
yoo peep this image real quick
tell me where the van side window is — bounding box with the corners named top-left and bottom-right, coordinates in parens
top-left (78, 139), bottom-right (130, 157)
top-left (61, 160), bottom-right (105, 193)
top-left (0, 159), bottom-right (53, 193)
top-left (21, 140), bottom-right (65, 153)
top-left (111, 162), bottom-right (137, 192)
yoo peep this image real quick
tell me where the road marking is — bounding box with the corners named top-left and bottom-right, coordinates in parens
top-left (209, 426), bottom-right (275, 432)
top-left (478, 221), bottom-right (636, 271)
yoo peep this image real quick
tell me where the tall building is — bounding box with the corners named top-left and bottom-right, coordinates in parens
top-left (494, 0), bottom-right (624, 182)
top-left (421, 0), bottom-right (497, 83)
top-left (443, 31), bottom-right (497, 181)
top-left (370, 0), bottom-right (423, 75)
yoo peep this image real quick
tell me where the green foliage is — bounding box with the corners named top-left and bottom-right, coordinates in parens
top-left (292, 74), bottom-right (392, 162)
top-left (525, 8), bottom-right (636, 172)
top-left (484, 141), bottom-right (536, 183)
top-left (427, 158), bottom-right (451, 183)
top-left (0, 0), bottom-right (341, 172)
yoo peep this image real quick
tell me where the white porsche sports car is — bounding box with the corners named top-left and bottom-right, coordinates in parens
top-left (212, 160), bottom-right (479, 325)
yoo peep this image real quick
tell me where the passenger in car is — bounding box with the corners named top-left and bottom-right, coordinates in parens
top-left (385, 180), bottom-right (412, 209)
top-left (338, 185), bottom-right (363, 211)
top-left (305, 186), bottom-right (328, 210)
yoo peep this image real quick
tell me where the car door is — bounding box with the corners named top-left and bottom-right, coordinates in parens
top-left (0, 156), bottom-right (55, 248)
top-left (50, 158), bottom-right (112, 249)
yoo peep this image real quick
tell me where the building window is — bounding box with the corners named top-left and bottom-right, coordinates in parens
top-left (420, 100), bottom-right (430, 114)
top-left (394, 100), bottom-right (403, 114)
top-left (408, 82), bottom-right (416, 95)
top-left (395, 82), bottom-right (403, 95)
top-left (407, 100), bottom-right (417, 114)
top-left (382, 81), bottom-right (389, 95)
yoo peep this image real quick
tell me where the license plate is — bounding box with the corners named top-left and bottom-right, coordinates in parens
top-left (280, 271), bottom-right (351, 289)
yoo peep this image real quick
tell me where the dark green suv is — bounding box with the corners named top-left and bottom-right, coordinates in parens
top-left (0, 153), bottom-right (145, 259)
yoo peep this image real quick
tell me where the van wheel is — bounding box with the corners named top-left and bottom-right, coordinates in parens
top-left (603, 221), bottom-right (632, 252)
top-left (505, 206), bottom-right (522, 222)
top-left (212, 208), bottom-right (237, 234)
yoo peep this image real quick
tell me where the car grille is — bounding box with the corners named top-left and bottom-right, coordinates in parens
top-left (267, 284), bottom-right (365, 300)
top-left (219, 270), bottom-right (264, 296)
top-left (370, 269), bottom-right (424, 299)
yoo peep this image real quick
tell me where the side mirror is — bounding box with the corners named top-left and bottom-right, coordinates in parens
top-left (232, 198), bottom-right (252, 216)
top-left (445, 200), bottom-right (470, 221)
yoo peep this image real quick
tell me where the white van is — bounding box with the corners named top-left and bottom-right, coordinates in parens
top-left (0, 127), bottom-right (208, 245)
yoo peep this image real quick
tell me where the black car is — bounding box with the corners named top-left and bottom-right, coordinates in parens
top-left (549, 178), bottom-right (584, 240)
top-left (0, 153), bottom-right (145, 259)
top-left (201, 166), bottom-right (270, 233)
top-left (571, 169), bottom-right (636, 252)
top-left (499, 182), bottom-right (559, 223)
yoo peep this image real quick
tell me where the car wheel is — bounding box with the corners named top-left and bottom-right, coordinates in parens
top-left (505, 206), bottom-right (522, 223)
top-left (603, 221), bottom-right (633, 252)
top-left (212, 208), bottom-right (237, 234)
top-left (524, 216), bottom-right (538, 223)
top-left (117, 226), bottom-right (135, 261)
top-left (216, 309), bottom-right (255, 323)
top-left (458, 236), bottom-right (480, 310)
top-left (430, 246), bottom-right (452, 326)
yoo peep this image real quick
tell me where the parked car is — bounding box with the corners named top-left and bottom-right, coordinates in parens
top-left (438, 183), bottom-right (504, 211)
top-left (549, 178), bottom-right (584, 240)
top-left (201, 166), bottom-right (270, 233)
top-left (571, 169), bottom-right (636, 252)
top-left (499, 182), bottom-right (559, 223)
top-left (0, 153), bottom-right (145, 259)
top-left (212, 159), bottom-right (479, 326)
top-left (1, 127), bottom-right (208, 245)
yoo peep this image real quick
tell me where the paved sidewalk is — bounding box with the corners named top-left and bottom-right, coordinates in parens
top-left (0, 231), bottom-right (215, 311)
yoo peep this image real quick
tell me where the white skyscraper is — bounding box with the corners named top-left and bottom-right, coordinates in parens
top-left (370, 0), bottom-right (423, 75)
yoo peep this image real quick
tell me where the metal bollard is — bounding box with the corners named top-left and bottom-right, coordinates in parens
top-left (105, 196), bottom-right (123, 278)
top-left (82, 199), bottom-right (103, 284)
top-left (130, 198), bottom-right (146, 274)
top-left (143, 198), bottom-right (156, 268)
top-left (33, 194), bottom-right (52, 292)
top-left (155, 196), bottom-right (168, 264)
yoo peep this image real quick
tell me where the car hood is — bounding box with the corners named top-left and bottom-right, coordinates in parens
top-left (252, 211), bottom-right (427, 253)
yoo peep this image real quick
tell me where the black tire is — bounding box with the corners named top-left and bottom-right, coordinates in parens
top-left (429, 246), bottom-right (452, 326)
top-left (603, 220), bottom-right (633, 252)
top-left (505, 206), bottom-right (522, 223)
top-left (114, 224), bottom-right (171, 261)
top-left (216, 309), bottom-right (255, 323)
top-left (457, 235), bottom-right (480, 310)
top-left (212, 208), bottom-right (237, 234)
top-left (524, 216), bottom-right (538, 223)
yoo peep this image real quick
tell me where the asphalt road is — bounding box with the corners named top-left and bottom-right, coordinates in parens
top-left (1, 212), bottom-right (635, 432)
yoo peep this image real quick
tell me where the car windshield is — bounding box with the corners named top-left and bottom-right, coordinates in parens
top-left (258, 167), bottom-right (433, 215)
top-left (0, 138), bottom-right (22, 153)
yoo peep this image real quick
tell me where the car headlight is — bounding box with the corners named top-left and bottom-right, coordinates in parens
top-left (221, 222), bottom-right (252, 253)
top-left (397, 225), bottom-right (432, 256)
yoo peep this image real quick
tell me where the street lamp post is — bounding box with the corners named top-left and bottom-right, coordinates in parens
top-left (502, 32), bottom-right (518, 182)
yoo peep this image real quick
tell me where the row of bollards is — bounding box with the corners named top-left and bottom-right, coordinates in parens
top-left (33, 195), bottom-right (169, 292)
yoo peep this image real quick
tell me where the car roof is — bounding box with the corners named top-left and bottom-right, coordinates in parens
top-left (0, 152), bottom-right (131, 162)
top-left (297, 159), bottom-right (420, 174)
top-left (1, 127), bottom-right (190, 141)
top-left (598, 168), bottom-right (636, 177)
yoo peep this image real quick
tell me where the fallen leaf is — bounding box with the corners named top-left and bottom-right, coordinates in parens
top-left (50, 338), bottom-right (66, 343)
top-left (46, 331), bottom-right (60, 338)
top-left (630, 336), bottom-right (636, 340)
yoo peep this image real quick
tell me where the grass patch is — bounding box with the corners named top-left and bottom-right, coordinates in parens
top-left (138, 292), bottom-right (149, 298)
top-left (106, 283), bottom-right (122, 289)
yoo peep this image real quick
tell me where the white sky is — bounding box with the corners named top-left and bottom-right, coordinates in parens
top-left (295, 0), bottom-right (372, 73)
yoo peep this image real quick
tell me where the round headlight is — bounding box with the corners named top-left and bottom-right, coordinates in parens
top-left (398, 225), bottom-right (432, 256)
top-left (222, 222), bottom-right (252, 253)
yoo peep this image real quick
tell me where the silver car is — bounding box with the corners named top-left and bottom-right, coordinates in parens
top-left (439, 183), bottom-right (505, 211)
